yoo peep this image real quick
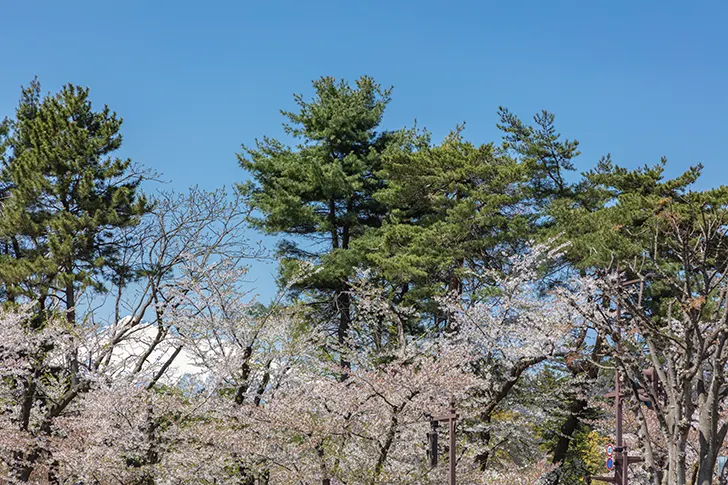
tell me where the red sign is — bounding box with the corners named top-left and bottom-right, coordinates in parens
top-left (606, 457), bottom-right (615, 470)
top-left (606, 443), bottom-right (614, 456)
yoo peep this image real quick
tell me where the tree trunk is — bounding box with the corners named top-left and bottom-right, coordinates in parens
top-left (66, 281), bottom-right (79, 387)
top-left (667, 433), bottom-right (688, 485)
top-left (254, 360), bottom-right (272, 406)
top-left (316, 441), bottom-right (331, 485)
top-left (551, 398), bottom-right (587, 464)
top-left (65, 281), bottom-right (76, 325)
top-left (696, 408), bottom-right (727, 485)
top-left (696, 364), bottom-right (728, 485)
top-left (475, 414), bottom-right (492, 470)
top-left (337, 289), bottom-right (351, 375)
top-left (12, 370), bottom-right (39, 481)
top-left (13, 462), bottom-right (34, 482)
top-left (373, 409), bottom-right (399, 481)
top-left (553, 335), bottom-right (601, 465)
top-left (328, 199), bottom-right (339, 250)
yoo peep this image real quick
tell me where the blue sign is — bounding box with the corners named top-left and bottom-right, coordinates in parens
top-left (606, 457), bottom-right (615, 471)
top-left (719, 456), bottom-right (727, 483)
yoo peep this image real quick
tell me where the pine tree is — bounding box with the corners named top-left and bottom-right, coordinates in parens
top-left (356, 110), bottom-right (580, 332)
top-left (356, 128), bottom-right (529, 330)
top-left (548, 156), bottom-right (707, 271)
top-left (0, 111), bottom-right (15, 303)
top-left (0, 79), bottom-right (149, 323)
top-left (238, 76), bottom-right (424, 368)
top-left (497, 107), bottom-right (580, 209)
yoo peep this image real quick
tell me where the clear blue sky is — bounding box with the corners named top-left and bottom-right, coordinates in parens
top-left (2, 1), bottom-right (727, 301)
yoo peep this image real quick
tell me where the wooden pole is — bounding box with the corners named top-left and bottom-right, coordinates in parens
top-left (593, 276), bottom-right (649, 484)
top-left (432, 396), bottom-right (459, 485)
top-left (449, 396), bottom-right (456, 485)
top-left (616, 302), bottom-right (625, 485)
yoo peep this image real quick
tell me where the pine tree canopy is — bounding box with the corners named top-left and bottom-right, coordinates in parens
top-left (0, 79), bottom-right (149, 309)
top-left (238, 76), bottom-right (426, 292)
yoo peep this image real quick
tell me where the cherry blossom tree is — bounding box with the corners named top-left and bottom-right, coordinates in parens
top-left (440, 242), bottom-right (584, 470)
top-left (0, 306), bottom-right (76, 482)
top-left (226, 243), bottom-right (587, 485)
top-left (2, 237), bottom-right (592, 484)
top-left (0, 187), bottom-right (261, 483)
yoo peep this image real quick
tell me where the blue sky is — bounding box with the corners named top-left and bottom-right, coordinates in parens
top-left (2, 0), bottom-right (727, 301)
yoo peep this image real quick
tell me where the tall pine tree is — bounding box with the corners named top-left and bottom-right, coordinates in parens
top-left (0, 79), bottom-right (149, 323)
top-left (238, 76), bottom-right (424, 368)
top-left (356, 128), bottom-right (529, 330)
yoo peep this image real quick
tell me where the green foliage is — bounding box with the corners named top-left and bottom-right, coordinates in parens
top-left (356, 127), bottom-right (530, 318)
top-left (547, 156), bottom-right (705, 269)
top-left (546, 154), bottom-right (728, 324)
top-left (0, 78), bottom-right (149, 314)
top-left (497, 107), bottom-right (579, 208)
top-left (238, 76), bottom-right (428, 366)
top-left (353, 110), bottom-right (579, 325)
top-left (238, 76), bottom-right (425, 291)
top-left (553, 428), bottom-right (608, 483)
top-left (2, 72), bottom-right (726, 482)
